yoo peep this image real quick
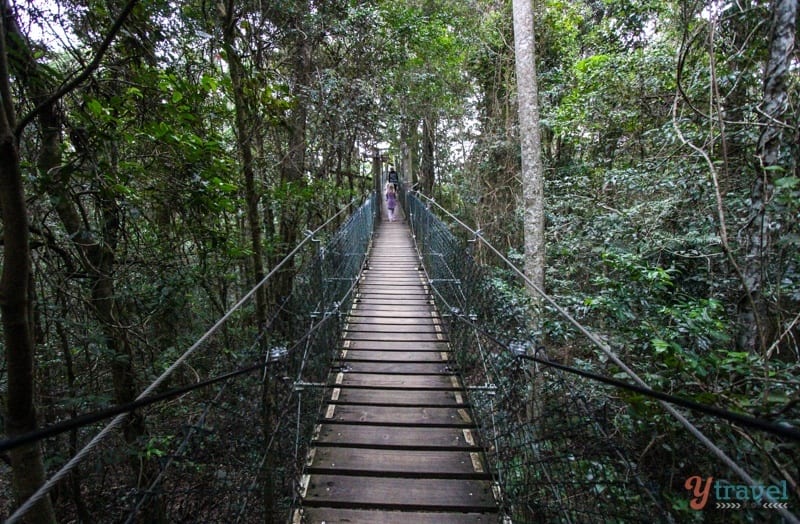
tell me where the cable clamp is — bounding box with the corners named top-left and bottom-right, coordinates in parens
top-left (468, 229), bottom-right (483, 243)
top-left (293, 381), bottom-right (327, 391)
top-left (467, 384), bottom-right (497, 395)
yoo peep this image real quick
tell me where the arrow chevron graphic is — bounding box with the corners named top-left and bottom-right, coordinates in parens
top-left (762, 502), bottom-right (789, 509)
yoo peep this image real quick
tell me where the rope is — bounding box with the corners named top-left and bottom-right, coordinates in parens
top-left (448, 312), bottom-right (800, 442)
top-left (5, 200), bottom-right (359, 524)
top-left (0, 363), bottom-right (263, 454)
top-left (122, 378), bottom-right (227, 524)
top-left (410, 190), bottom-right (800, 523)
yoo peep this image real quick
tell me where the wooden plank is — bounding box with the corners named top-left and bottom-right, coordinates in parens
top-left (360, 269), bottom-right (422, 274)
top-left (344, 328), bottom-right (443, 336)
top-left (358, 286), bottom-right (427, 292)
top-left (356, 294), bottom-right (428, 298)
top-left (340, 361), bottom-right (452, 374)
top-left (297, 507), bottom-right (497, 524)
top-left (358, 281), bottom-right (424, 286)
top-left (303, 475), bottom-right (496, 512)
top-left (358, 278), bottom-right (428, 282)
top-left (344, 332), bottom-right (446, 342)
top-left (337, 373), bottom-right (456, 388)
top-left (357, 285), bottom-right (426, 290)
top-left (361, 274), bottom-right (423, 280)
top-left (314, 424), bottom-right (479, 450)
top-left (356, 295), bottom-right (426, 300)
top-left (351, 303), bottom-right (434, 313)
top-left (345, 316), bottom-right (438, 325)
top-left (343, 340), bottom-right (449, 350)
top-left (346, 316), bottom-right (438, 324)
top-left (348, 300), bottom-right (432, 310)
top-left (308, 447), bottom-right (489, 478)
top-left (339, 350), bottom-right (449, 362)
top-left (356, 287), bottom-right (427, 293)
top-left (347, 317), bottom-right (440, 325)
top-left (322, 405), bottom-right (473, 426)
top-left (351, 300), bottom-right (434, 308)
top-left (331, 388), bottom-right (465, 406)
top-left (347, 314), bottom-right (441, 322)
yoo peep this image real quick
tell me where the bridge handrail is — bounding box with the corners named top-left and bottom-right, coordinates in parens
top-left (4, 195), bottom-right (373, 524)
top-left (406, 189), bottom-right (799, 523)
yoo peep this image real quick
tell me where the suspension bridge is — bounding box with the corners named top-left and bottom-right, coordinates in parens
top-left (2, 182), bottom-right (799, 523)
top-left (296, 219), bottom-right (498, 522)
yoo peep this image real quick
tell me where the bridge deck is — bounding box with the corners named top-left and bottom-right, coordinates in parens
top-left (295, 220), bottom-right (499, 523)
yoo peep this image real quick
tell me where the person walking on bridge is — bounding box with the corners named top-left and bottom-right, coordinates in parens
top-left (387, 167), bottom-right (399, 192)
top-left (385, 182), bottom-right (398, 222)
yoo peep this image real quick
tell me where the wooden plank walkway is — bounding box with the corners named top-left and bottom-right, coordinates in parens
top-left (294, 220), bottom-right (499, 523)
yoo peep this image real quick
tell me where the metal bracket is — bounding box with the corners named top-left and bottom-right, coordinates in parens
top-left (293, 381), bottom-right (327, 391)
top-left (466, 384), bottom-right (497, 396)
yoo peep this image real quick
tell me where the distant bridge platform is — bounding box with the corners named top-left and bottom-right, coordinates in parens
top-left (293, 220), bottom-right (500, 523)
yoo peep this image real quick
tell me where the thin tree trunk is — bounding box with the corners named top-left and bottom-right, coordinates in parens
top-left (400, 120), bottom-right (415, 189)
top-left (512, 0), bottom-right (545, 298)
top-left (56, 318), bottom-right (92, 523)
top-left (738, 0), bottom-right (797, 353)
top-left (268, 0), bottom-right (311, 317)
top-left (36, 82), bottom-right (147, 445)
top-left (513, 0), bottom-right (547, 424)
top-left (221, 0), bottom-right (267, 329)
top-left (420, 116), bottom-right (435, 196)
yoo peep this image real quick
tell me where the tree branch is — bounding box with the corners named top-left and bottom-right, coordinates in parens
top-left (13, 0), bottom-right (140, 137)
top-left (0, 0), bottom-right (16, 131)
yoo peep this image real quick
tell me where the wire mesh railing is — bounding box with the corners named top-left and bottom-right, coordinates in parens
top-left (2, 194), bottom-right (377, 524)
top-left (405, 190), bottom-right (800, 523)
top-left (7, 185), bottom-right (798, 522)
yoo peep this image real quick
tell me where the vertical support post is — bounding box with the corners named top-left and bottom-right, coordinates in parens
top-left (372, 147), bottom-right (382, 222)
top-left (313, 237), bottom-right (324, 313)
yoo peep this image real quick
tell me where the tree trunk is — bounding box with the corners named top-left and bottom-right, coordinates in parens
top-left (0, 7), bottom-right (56, 521)
top-left (373, 147), bottom-right (382, 220)
top-left (737, 0), bottom-right (797, 353)
top-left (261, 1), bottom-right (313, 516)
top-left (222, 0), bottom-right (267, 329)
top-left (400, 119), bottom-right (416, 189)
top-left (420, 116), bottom-right (435, 196)
top-left (513, 0), bottom-right (547, 424)
top-left (512, 0), bottom-right (545, 298)
top-left (0, 135), bottom-right (58, 524)
top-left (36, 77), bottom-right (146, 447)
top-left (56, 318), bottom-right (92, 522)
top-left (269, 0), bottom-right (311, 315)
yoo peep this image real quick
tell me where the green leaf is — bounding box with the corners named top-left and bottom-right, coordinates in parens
top-left (651, 338), bottom-right (671, 354)
top-left (126, 87), bottom-right (143, 99)
top-left (86, 98), bottom-right (105, 117)
top-left (775, 176), bottom-right (799, 189)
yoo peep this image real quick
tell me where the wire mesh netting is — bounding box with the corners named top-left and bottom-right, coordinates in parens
top-left (3, 195), bottom-right (376, 524)
top-left (138, 194), bottom-right (377, 523)
top-left (148, 193), bottom-right (375, 522)
top-left (406, 191), bottom-right (799, 523)
top-left (7, 188), bottom-right (798, 523)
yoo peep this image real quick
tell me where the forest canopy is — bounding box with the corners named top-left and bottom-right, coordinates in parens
top-left (0, 0), bottom-right (798, 521)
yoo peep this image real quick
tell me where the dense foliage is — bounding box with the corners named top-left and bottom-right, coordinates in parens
top-left (460, 0), bottom-right (799, 521)
top-left (0, 0), bottom-right (797, 521)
